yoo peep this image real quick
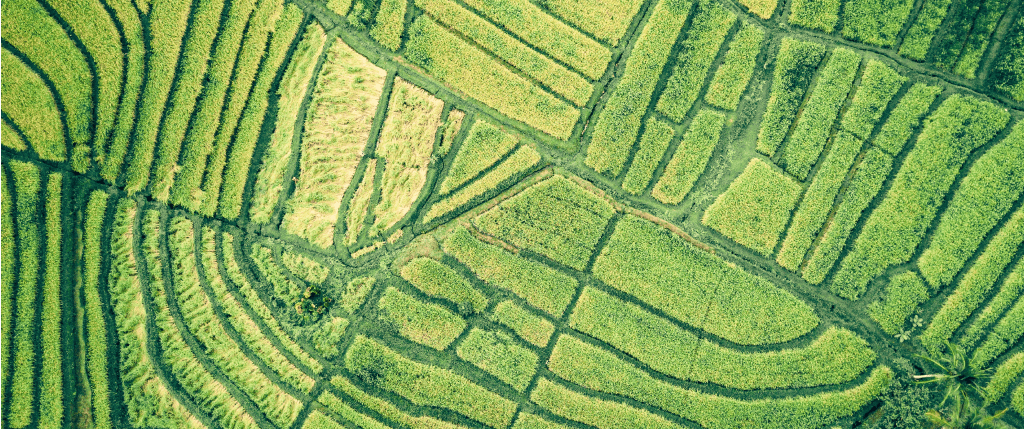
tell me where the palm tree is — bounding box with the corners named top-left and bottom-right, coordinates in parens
top-left (913, 340), bottom-right (993, 408)
top-left (924, 399), bottom-right (1008, 429)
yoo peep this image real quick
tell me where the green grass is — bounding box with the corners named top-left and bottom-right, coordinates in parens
top-left (330, 375), bottom-right (470, 429)
top-left (951, 0), bottom-right (1011, 79)
top-left (1, 49), bottom-right (65, 162)
top-left (594, 214), bottom-right (819, 345)
top-left (437, 120), bottom-right (518, 195)
top-left (405, 16), bottom-right (579, 140)
top-left (840, 60), bottom-right (906, 140)
top-left (959, 259), bottom-right (1024, 350)
top-left (437, 110), bottom-right (465, 158)
top-left (370, 78), bottom-right (445, 236)
top-left (738, 0), bottom-right (777, 19)
top-left (788, 0), bottom-right (840, 32)
top-left (8, 160), bottom-right (40, 427)
top-left (213, 4), bottom-right (304, 218)
top-left (898, 0), bottom-right (953, 60)
top-left (570, 287), bottom-right (874, 389)
top-left (377, 286), bottom-right (467, 350)
top-left (622, 118), bottom-right (674, 195)
top-left (444, 226), bottom-right (578, 317)
top-left (475, 175), bottom-right (615, 270)
top-left (345, 335), bottom-right (517, 429)
top-left (370, 0), bottom-right (407, 50)
top-left (532, 377), bottom-right (681, 429)
top-left (423, 145), bottom-right (541, 223)
top-left (539, 0), bottom-right (645, 44)
top-left (868, 271), bottom-right (929, 335)
top-left (840, 0), bottom-right (915, 47)
top-left (776, 131), bottom-right (862, 271)
top-left (928, 0), bottom-right (984, 72)
top-left (0, 170), bottom-right (12, 406)
top-left (971, 297), bottom-right (1024, 368)
top-left (512, 412), bottom-right (572, 429)
top-left (249, 23), bottom-right (328, 225)
top-left (830, 95), bottom-right (1009, 300)
top-left (317, 391), bottom-right (389, 429)
top-left (872, 82), bottom-right (942, 155)
top-left (400, 257), bottom-right (488, 314)
top-left (40, 175), bottom-right (65, 428)
top-left (989, 14), bottom-right (1024, 102)
top-left (83, 192), bottom-right (113, 428)
top-left (778, 48), bottom-right (860, 180)
top-left (803, 147), bottom-right (892, 284)
top-left (416, 0), bottom-right (593, 106)
top-left (756, 38), bottom-right (828, 157)
top-left (585, 0), bottom-right (692, 176)
top-left (919, 209), bottom-right (1024, 355)
top-left (303, 410), bottom-right (345, 429)
top-left (655, 0), bottom-right (735, 123)
top-left (460, 0), bottom-right (611, 79)
top-left (651, 109), bottom-right (726, 204)
top-left (100, 0), bottom-right (145, 181)
top-left (344, 159), bottom-right (377, 245)
top-left (986, 353), bottom-right (1024, 404)
top-left (456, 328), bottom-right (538, 391)
top-left (704, 22), bottom-right (765, 110)
top-left (490, 300), bottom-right (556, 348)
top-left (918, 122), bottom-right (1024, 287)
top-left (282, 250), bottom-right (331, 284)
top-left (251, 244), bottom-right (305, 310)
top-left (703, 158), bottom-right (803, 256)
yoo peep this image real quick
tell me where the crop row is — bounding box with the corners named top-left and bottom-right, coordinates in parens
top-left (422, 145), bottom-right (541, 223)
top-left (840, 0), bottom-right (914, 48)
top-left (756, 38), bottom-right (827, 157)
top-left (868, 271), bottom-right (929, 335)
top-left (281, 250), bottom-right (330, 284)
top-left (919, 209), bottom-right (1024, 355)
top-left (585, 0), bottom-right (690, 176)
top-left (140, 211), bottom-right (260, 429)
top-left (594, 214), bottom-right (818, 345)
top-left (531, 376), bottom-right (680, 429)
top-left (221, 233), bottom-right (324, 373)
top-left (369, 78), bottom-right (445, 237)
top-left (345, 335), bottom-right (517, 429)
top-left (971, 296), bottom-right (1024, 368)
top-left (377, 286), bottom-right (466, 350)
top-left (491, 300), bottom-right (555, 348)
top-left (83, 190), bottom-right (112, 428)
top-left (317, 390), bottom-right (390, 429)
top-left (330, 375), bottom-right (469, 429)
top-left (405, 16), bottom-right (578, 140)
top-left (436, 120), bottom-right (517, 195)
top-left (830, 95), bottom-right (1009, 300)
top-left (704, 22), bottom-right (765, 111)
top-left (839, 60), bottom-right (906, 141)
top-left (457, 328), bottom-right (538, 392)
top-left (1, 49), bottom-right (65, 162)
top-left (897, 0), bottom-right (952, 60)
top-left (570, 286), bottom-right (874, 390)
top-left (918, 122), bottom-right (1024, 287)
top-left (651, 109), bottom-right (726, 204)
top-left (106, 199), bottom-right (204, 427)
top-left (370, 0), bottom-right (407, 50)
top-left (436, 110), bottom-right (466, 158)
top-left (928, 0), bottom-right (995, 74)
top-left (777, 48), bottom-right (860, 180)
top-left (540, 0), bottom-right (644, 44)
top-left (343, 158), bottom-right (377, 246)
top-left (401, 257), bottom-right (488, 314)
top-left (703, 158), bottom-right (802, 257)
top-left (251, 243), bottom-right (308, 317)
top-left (416, 0), bottom-right (593, 106)
top-left (211, 3), bottom-right (304, 218)
top-left (444, 226), bottom-right (578, 317)
top-left (990, 15), bottom-right (1024, 102)
top-left (147, 0), bottom-right (233, 201)
top-left (622, 118), bottom-right (674, 195)
top-left (167, 0), bottom-right (259, 206)
top-left (802, 147), bottom-right (892, 284)
top-left (655, 1), bottom-right (735, 123)
top-left (737, 0), bottom-right (776, 19)
top-left (950, 0), bottom-right (1011, 79)
top-left (987, 353), bottom-right (1024, 405)
top-left (872, 83), bottom-right (942, 155)
top-left (6, 160), bottom-right (42, 427)
top-left (474, 175), bottom-right (615, 270)
top-left (959, 258), bottom-right (1024, 350)
top-left (282, 38), bottom-right (386, 248)
top-left (0, 171), bottom-right (13, 423)
top-left (250, 23), bottom-right (328, 225)
top-left (776, 131), bottom-right (861, 271)
top-left (100, 0), bottom-right (146, 181)
top-left (787, 0), bottom-right (840, 32)
top-left (544, 334), bottom-right (894, 429)
top-left (200, 229), bottom-right (316, 392)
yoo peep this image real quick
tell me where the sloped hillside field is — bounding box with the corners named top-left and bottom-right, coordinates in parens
top-left (2, 0), bottom-right (1024, 428)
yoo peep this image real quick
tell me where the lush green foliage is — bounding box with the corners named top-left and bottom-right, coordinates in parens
top-left (475, 175), bottom-right (614, 269)
top-left (951, 0), bottom-right (1011, 79)
top-left (869, 271), bottom-right (929, 335)
top-left (986, 353), bottom-right (1024, 403)
top-left (989, 14), bottom-right (1024, 102)
top-left (777, 131), bottom-right (862, 270)
top-left (377, 286), bottom-right (467, 350)
top-left (918, 122), bottom-right (1024, 287)
top-left (756, 39), bottom-right (828, 156)
top-left (831, 95), bottom-right (1009, 300)
top-left (778, 48), bottom-right (860, 180)
top-left (841, 60), bottom-right (906, 140)
top-left (370, 0), bottom-right (407, 50)
top-left (872, 83), bottom-right (942, 155)
top-left (401, 257), bottom-right (488, 314)
top-left (346, 336), bottom-right (517, 428)
top-left (512, 412), bottom-right (571, 429)
top-left (788, 0), bottom-right (840, 32)
top-left (539, 0), bottom-right (645, 44)
top-left (703, 158), bottom-right (803, 255)
top-left (437, 120), bottom-right (517, 195)
top-left (531, 377), bottom-right (681, 429)
top-left (424, 145), bottom-right (541, 223)
top-left (704, 23), bottom-right (765, 110)
top-left (651, 109), bottom-right (726, 204)
top-left (282, 250), bottom-right (331, 284)
top-left (0, 50), bottom-right (65, 162)
top-left (456, 328), bottom-right (538, 391)
top-left (840, 0), bottom-right (915, 47)
top-left (7, 160), bottom-right (41, 426)
top-left (330, 375), bottom-right (469, 429)
top-left (405, 16), bottom-right (579, 140)
top-left (971, 298), bottom-right (1024, 369)
top-left (490, 300), bottom-right (556, 348)
top-left (40, 173), bottom-right (65, 428)
top-left (444, 226), bottom-right (578, 317)
top-left (622, 118), bottom-right (674, 195)
top-left (898, 0), bottom-right (953, 60)
top-left (594, 214), bottom-right (819, 345)
top-left (959, 259), bottom-right (1024, 350)
top-left (585, 0), bottom-right (691, 175)
top-left (737, 0), bottom-right (777, 19)
top-left (656, 0), bottom-right (735, 122)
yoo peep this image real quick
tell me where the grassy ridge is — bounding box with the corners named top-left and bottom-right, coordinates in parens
top-left (84, 191), bottom-right (113, 428)
top-left (370, 0), bottom-right (407, 51)
top-left (540, 0), bottom-right (645, 44)
top-left (585, 0), bottom-right (692, 176)
top-left (840, 60), bottom-right (906, 140)
top-left (531, 377), bottom-right (681, 429)
top-left (0, 170), bottom-right (12, 402)
top-left (898, 0), bottom-right (953, 60)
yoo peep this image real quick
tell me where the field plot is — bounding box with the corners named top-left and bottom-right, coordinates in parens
top-left (3, 0), bottom-right (1024, 428)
